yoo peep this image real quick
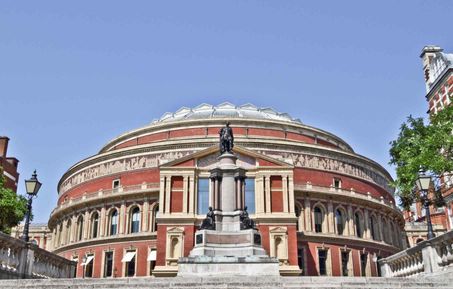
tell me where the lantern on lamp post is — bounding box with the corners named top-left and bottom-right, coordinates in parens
top-left (415, 169), bottom-right (435, 240)
top-left (22, 170), bottom-right (42, 242)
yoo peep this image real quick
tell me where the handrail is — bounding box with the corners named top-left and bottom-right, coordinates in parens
top-left (379, 230), bottom-right (453, 277)
top-left (0, 232), bottom-right (75, 279)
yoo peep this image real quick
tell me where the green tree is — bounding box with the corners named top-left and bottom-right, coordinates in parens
top-left (0, 168), bottom-right (28, 234)
top-left (389, 102), bottom-right (453, 210)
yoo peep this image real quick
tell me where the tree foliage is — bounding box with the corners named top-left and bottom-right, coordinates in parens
top-left (0, 168), bottom-right (28, 234)
top-left (389, 102), bottom-right (453, 210)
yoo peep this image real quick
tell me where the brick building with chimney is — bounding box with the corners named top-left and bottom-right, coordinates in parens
top-left (0, 136), bottom-right (19, 192)
top-left (404, 46), bottom-right (453, 247)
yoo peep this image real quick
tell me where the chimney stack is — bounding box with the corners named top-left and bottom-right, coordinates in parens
top-left (0, 137), bottom-right (9, 158)
top-left (420, 45), bottom-right (443, 92)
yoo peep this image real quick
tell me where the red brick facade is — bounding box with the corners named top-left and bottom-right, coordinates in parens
top-left (48, 103), bottom-right (402, 277)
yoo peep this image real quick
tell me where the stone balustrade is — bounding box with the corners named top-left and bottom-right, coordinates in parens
top-left (0, 232), bottom-right (75, 279)
top-left (294, 183), bottom-right (399, 212)
top-left (51, 182), bottom-right (160, 216)
top-left (379, 230), bottom-right (453, 277)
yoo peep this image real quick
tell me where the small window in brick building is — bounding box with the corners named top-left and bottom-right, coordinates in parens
top-left (341, 251), bottom-right (350, 276)
top-left (333, 178), bottom-right (341, 189)
top-left (104, 251), bottom-right (113, 277)
top-left (113, 179), bottom-right (120, 189)
top-left (318, 249), bottom-right (327, 276)
top-left (360, 253), bottom-right (368, 276)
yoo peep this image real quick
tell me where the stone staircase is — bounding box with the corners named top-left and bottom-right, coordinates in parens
top-left (0, 276), bottom-right (451, 289)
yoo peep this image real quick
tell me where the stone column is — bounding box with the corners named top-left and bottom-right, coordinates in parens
top-left (183, 176), bottom-right (189, 213)
top-left (265, 176), bottom-right (271, 213)
top-left (282, 175), bottom-right (289, 213)
top-left (209, 177), bottom-right (215, 209)
top-left (378, 215), bottom-right (384, 242)
top-left (214, 177), bottom-right (219, 210)
top-left (255, 176), bottom-right (264, 214)
top-left (327, 200), bottom-right (334, 233)
top-left (159, 176), bottom-right (166, 213)
top-left (364, 209), bottom-right (370, 239)
top-left (165, 177), bottom-right (171, 214)
top-left (100, 207), bottom-right (106, 237)
top-left (288, 175), bottom-right (295, 214)
top-left (189, 176), bottom-right (195, 214)
top-left (83, 211), bottom-right (90, 240)
top-left (120, 201), bottom-right (126, 234)
top-left (142, 198), bottom-right (150, 232)
top-left (304, 198), bottom-right (312, 232)
top-left (60, 220), bottom-right (67, 245)
top-left (235, 177), bottom-right (241, 210)
top-left (347, 205), bottom-right (354, 236)
top-left (71, 215), bottom-right (77, 243)
top-left (241, 178), bottom-right (246, 209)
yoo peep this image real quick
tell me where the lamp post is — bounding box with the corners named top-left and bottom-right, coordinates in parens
top-left (415, 169), bottom-right (435, 240)
top-left (22, 170), bottom-right (42, 242)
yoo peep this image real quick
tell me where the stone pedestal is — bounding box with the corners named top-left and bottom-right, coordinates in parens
top-left (178, 256), bottom-right (279, 277)
top-left (178, 152), bottom-right (279, 277)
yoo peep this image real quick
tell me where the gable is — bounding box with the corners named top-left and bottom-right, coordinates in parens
top-left (160, 145), bottom-right (293, 169)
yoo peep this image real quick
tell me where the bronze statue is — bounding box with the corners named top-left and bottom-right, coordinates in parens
top-left (219, 122), bottom-right (234, 154)
top-left (240, 206), bottom-right (255, 230)
top-left (199, 207), bottom-right (215, 230)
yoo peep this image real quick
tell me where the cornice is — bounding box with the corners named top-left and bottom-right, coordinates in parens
top-left (58, 138), bottom-right (392, 194)
top-left (99, 118), bottom-right (353, 154)
top-left (298, 231), bottom-right (401, 253)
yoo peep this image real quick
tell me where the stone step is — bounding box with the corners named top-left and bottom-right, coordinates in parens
top-left (0, 277), bottom-right (452, 289)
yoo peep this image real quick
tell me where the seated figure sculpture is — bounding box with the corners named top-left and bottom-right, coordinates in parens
top-left (240, 206), bottom-right (255, 230)
top-left (199, 207), bottom-right (216, 230)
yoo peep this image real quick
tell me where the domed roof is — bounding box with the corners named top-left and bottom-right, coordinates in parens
top-left (150, 102), bottom-right (302, 125)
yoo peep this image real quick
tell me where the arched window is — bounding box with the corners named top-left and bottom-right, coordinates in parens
top-left (335, 209), bottom-right (345, 235)
top-left (355, 212), bottom-right (363, 238)
top-left (91, 212), bottom-right (99, 239)
top-left (370, 215), bottom-right (378, 241)
top-left (110, 210), bottom-right (118, 236)
top-left (65, 219), bottom-right (72, 244)
top-left (130, 207), bottom-right (140, 233)
top-left (314, 206), bottom-right (324, 233)
top-left (383, 219), bottom-right (391, 244)
top-left (152, 204), bottom-right (159, 232)
top-left (76, 216), bottom-right (84, 241)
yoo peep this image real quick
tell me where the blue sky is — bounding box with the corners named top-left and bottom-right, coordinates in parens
top-left (1, 1), bottom-right (451, 222)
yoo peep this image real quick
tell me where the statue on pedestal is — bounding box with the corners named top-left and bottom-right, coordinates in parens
top-left (199, 207), bottom-right (216, 230)
top-left (240, 206), bottom-right (255, 230)
top-left (219, 122), bottom-right (234, 154)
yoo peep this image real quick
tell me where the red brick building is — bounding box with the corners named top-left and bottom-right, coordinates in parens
top-left (48, 103), bottom-right (403, 278)
top-left (404, 46), bottom-right (453, 246)
top-left (0, 136), bottom-right (19, 192)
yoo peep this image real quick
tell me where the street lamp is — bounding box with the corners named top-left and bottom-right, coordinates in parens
top-left (22, 170), bottom-right (42, 242)
top-left (415, 169), bottom-right (435, 240)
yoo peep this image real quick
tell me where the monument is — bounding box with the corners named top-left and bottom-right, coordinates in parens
top-left (178, 122), bottom-right (280, 276)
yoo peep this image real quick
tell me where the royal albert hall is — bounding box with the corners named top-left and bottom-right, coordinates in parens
top-left (48, 103), bottom-right (404, 278)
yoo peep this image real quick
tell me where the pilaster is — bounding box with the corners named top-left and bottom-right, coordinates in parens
top-left (304, 198), bottom-right (312, 232)
top-left (265, 175), bottom-right (271, 213)
top-left (142, 198), bottom-right (150, 232)
top-left (282, 175), bottom-right (289, 213)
